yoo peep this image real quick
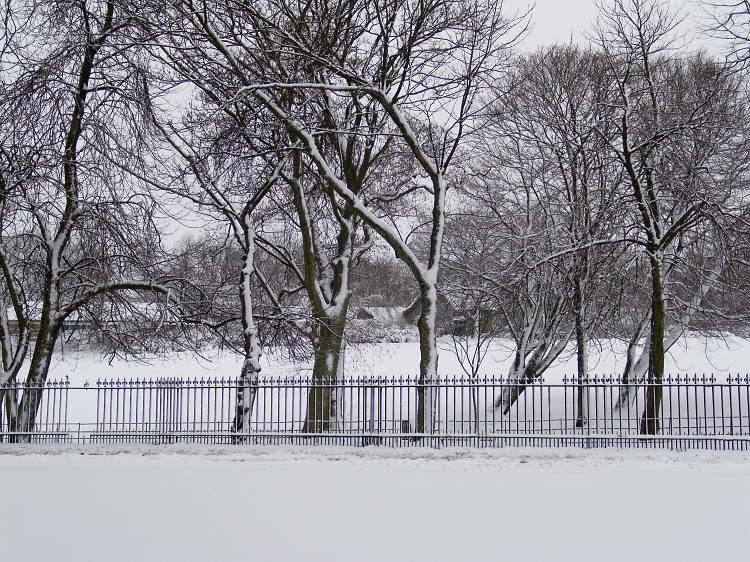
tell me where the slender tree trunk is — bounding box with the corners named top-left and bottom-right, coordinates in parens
top-left (3, 386), bottom-right (19, 435)
top-left (331, 341), bottom-right (346, 431)
top-left (233, 354), bottom-right (260, 435)
top-left (0, 388), bottom-right (6, 442)
top-left (613, 312), bottom-right (651, 411)
top-left (641, 256), bottom-right (665, 434)
top-left (1, 371), bottom-right (23, 438)
top-left (472, 384), bottom-right (480, 434)
top-left (573, 279), bottom-right (589, 428)
top-left (575, 337), bottom-right (589, 429)
top-left (415, 282), bottom-right (438, 433)
top-left (232, 224), bottom-right (262, 434)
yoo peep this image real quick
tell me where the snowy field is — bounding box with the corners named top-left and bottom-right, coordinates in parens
top-left (1, 445), bottom-right (748, 562)
top-left (44, 334), bottom-right (750, 385)
top-left (16, 335), bottom-right (747, 436)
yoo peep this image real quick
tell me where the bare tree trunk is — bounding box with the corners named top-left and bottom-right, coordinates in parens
top-left (574, 281), bottom-right (589, 428)
top-left (616, 265), bottom-right (720, 425)
top-left (17, 330), bottom-right (58, 437)
top-left (302, 312), bottom-right (347, 433)
top-left (416, 282), bottom-right (438, 433)
top-left (1, 376), bottom-right (21, 441)
top-left (233, 355), bottom-right (260, 435)
top-left (495, 331), bottom-right (572, 416)
top-left (472, 367), bottom-right (481, 435)
top-left (497, 364), bottom-right (538, 416)
top-left (641, 255), bottom-right (665, 434)
top-left (232, 223), bottom-right (262, 434)
top-left (3, 386), bottom-right (18, 433)
top-left (613, 312), bottom-right (651, 411)
top-left (575, 336), bottom-right (589, 429)
top-left (330, 341), bottom-right (346, 431)
top-left (0, 292), bottom-right (29, 441)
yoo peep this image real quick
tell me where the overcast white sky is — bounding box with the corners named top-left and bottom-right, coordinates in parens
top-left (506, 0), bottom-right (717, 51)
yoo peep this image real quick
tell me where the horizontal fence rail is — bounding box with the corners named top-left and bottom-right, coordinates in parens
top-left (1, 375), bottom-right (749, 450)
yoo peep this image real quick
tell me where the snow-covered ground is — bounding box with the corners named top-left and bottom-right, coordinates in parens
top-left (10, 335), bottom-right (747, 438)
top-left (1, 445), bottom-right (748, 562)
top-left (46, 334), bottom-right (750, 385)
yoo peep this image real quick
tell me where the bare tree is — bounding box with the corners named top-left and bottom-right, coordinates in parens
top-left (131, 74), bottom-right (319, 433)
top-left (144, 23), bottom-right (374, 433)
top-left (445, 45), bottom-right (631, 423)
top-left (702, 0), bottom-right (750, 70)
top-left (1, 0), bottom-right (35, 428)
top-left (281, 155), bottom-right (373, 432)
top-left (485, 45), bottom-right (629, 425)
top-left (151, 0), bottom-right (528, 433)
top-left (0, 0), bottom-right (186, 435)
top-left (445, 149), bottom-right (577, 417)
top-left (0, 155), bottom-right (31, 433)
top-left (594, 0), bottom-right (750, 432)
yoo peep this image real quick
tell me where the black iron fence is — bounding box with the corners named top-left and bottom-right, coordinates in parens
top-left (1, 375), bottom-right (749, 449)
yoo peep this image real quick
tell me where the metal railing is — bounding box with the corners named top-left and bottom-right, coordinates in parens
top-left (1, 375), bottom-right (749, 449)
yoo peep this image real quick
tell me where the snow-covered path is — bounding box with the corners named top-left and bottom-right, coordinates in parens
top-left (1, 446), bottom-right (748, 562)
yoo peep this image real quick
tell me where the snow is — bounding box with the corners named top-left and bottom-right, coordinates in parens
top-left (0, 445), bottom-right (748, 562)
top-left (2, 335), bottom-right (742, 443)
top-left (14, 336), bottom-right (748, 438)
top-left (44, 334), bottom-right (750, 386)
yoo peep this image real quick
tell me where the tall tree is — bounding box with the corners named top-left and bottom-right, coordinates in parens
top-left (146, 104), bottom-right (288, 432)
top-left (595, 0), bottom-right (749, 432)
top-left (0, 0), bottom-right (182, 435)
top-left (485, 45), bottom-right (627, 425)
